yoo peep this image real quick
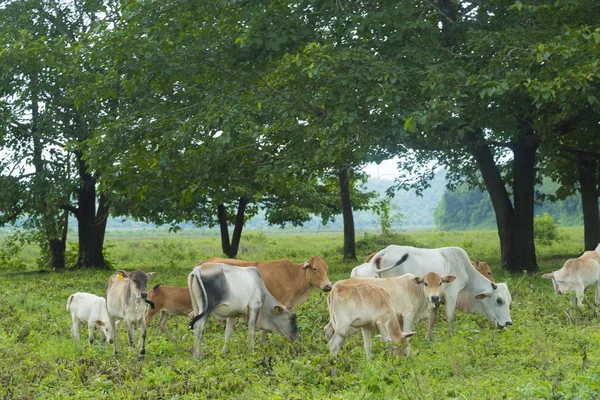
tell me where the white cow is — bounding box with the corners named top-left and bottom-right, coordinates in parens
top-left (188, 263), bottom-right (300, 361)
top-left (324, 282), bottom-right (416, 360)
top-left (355, 246), bottom-right (513, 335)
top-left (66, 292), bottom-right (112, 346)
top-left (542, 244), bottom-right (600, 314)
top-left (106, 269), bottom-right (155, 357)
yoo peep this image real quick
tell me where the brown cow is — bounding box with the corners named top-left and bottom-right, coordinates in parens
top-left (200, 256), bottom-right (332, 307)
top-left (146, 284), bottom-right (193, 343)
top-left (471, 259), bottom-right (494, 282)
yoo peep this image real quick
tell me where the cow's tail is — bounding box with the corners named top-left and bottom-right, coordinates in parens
top-left (375, 253), bottom-right (409, 275)
top-left (66, 294), bottom-right (75, 311)
top-left (188, 268), bottom-right (209, 330)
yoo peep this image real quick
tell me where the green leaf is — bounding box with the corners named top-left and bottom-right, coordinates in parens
top-left (404, 117), bottom-right (417, 133)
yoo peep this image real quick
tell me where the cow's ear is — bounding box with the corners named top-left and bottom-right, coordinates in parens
top-left (443, 275), bottom-right (457, 283)
top-left (542, 273), bottom-right (554, 280)
top-left (273, 305), bottom-right (283, 314)
top-left (412, 276), bottom-right (424, 284)
top-left (302, 261), bottom-right (310, 270)
top-left (475, 293), bottom-right (489, 300)
top-left (146, 272), bottom-right (155, 280)
top-left (117, 270), bottom-right (129, 279)
top-left (95, 320), bottom-right (105, 326)
top-left (402, 331), bottom-right (416, 339)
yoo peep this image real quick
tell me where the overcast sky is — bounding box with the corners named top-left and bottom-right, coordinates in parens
top-left (363, 158), bottom-right (400, 180)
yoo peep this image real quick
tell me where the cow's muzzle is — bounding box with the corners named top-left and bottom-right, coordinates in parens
top-left (497, 321), bottom-right (513, 329)
top-left (322, 284), bottom-right (333, 292)
top-left (140, 291), bottom-right (148, 299)
top-left (431, 296), bottom-right (440, 303)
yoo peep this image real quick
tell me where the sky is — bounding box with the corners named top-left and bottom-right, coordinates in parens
top-left (363, 158), bottom-right (400, 180)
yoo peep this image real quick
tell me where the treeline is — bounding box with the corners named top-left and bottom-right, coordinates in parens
top-left (434, 181), bottom-right (583, 231)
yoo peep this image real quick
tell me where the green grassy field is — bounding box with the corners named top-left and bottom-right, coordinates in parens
top-left (1, 228), bottom-right (599, 399)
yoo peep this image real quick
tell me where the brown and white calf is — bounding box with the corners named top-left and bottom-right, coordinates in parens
top-left (324, 283), bottom-right (415, 360)
top-left (146, 283), bottom-right (193, 342)
top-left (329, 272), bottom-right (456, 354)
top-left (106, 269), bottom-right (155, 357)
top-left (471, 259), bottom-right (494, 282)
top-left (66, 292), bottom-right (112, 346)
top-left (543, 244), bottom-right (600, 313)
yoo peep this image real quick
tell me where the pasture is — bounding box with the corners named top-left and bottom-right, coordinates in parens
top-left (1, 228), bottom-right (599, 399)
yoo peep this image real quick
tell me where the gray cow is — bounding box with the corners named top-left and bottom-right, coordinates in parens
top-left (188, 262), bottom-right (300, 361)
top-left (106, 269), bottom-right (155, 357)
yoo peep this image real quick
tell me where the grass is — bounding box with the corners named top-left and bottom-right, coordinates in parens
top-left (1, 227), bottom-right (599, 399)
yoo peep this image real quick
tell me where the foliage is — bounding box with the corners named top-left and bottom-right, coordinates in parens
top-left (371, 198), bottom-right (405, 236)
top-left (435, 180), bottom-right (585, 231)
top-left (534, 213), bottom-right (561, 247)
top-left (1, 229), bottom-right (600, 399)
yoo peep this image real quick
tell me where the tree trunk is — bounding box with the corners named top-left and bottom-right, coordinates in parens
top-left (217, 197), bottom-right (248, 259)
top-left (511, 133), bottom-right (539, 272)
top-left (338, 167), bottom-right (357, 261)
top-left (48, 238), bottom-right (66, 269)
top-left (217, 204), bottom-right (231, 257)
top-left (74, 153), bottom-right (109, 269)
top-left (578, 156), bottom-right (600, 251)
top-left (471, 135), bottom-right (518, 271)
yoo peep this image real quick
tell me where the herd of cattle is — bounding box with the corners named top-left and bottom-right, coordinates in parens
top-left (66, 244), bottom-right (600, 360)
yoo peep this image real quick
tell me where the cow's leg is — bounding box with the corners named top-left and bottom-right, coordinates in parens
top-left (328, 331), bottom-right (347, 358)
top-left (260, 330), bottom-right (268, 347)
top-left (324, 321), bottom-right (335, 341)
top-left (108, 316), bottom-right (118, 355)
top-left (87, 321), bottom-right (96, 346)
top-left (247, 307), bottom-right (259, 352)
top-left (402, 312), bottom-right (415, 355)
top-left (158, 312), bottom-right (178, 343)
top-left (444, 300), bottom-right (456, 335)
top-left (361, 327), bottom-right (373, 361)
top-left (192, 315), bottom-right (208, 361)
top-left (124, 320), bottom-right (135, 347)
top-left (426, 303), bottom-right (440, 341)
top-left (71, 316), bottom-right (80, 343)
top-left (595, 281), bottom-right (600, 316)
top-left (222, 317), bottom-right (236, 354)
top-left (138, 317), bottom-right (148, 358)
top-left (574, 284), bottom-right (585, 312)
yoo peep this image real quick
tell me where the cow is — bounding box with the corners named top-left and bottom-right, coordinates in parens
top-left (542, 244), bottom-right (600, 314)
top-left (105, 269), bottom-right (155, 357)
top-left (359, 245), bottom-right (512, 336)
top-left (471, 259), bottom-right (495, 282)
top-left (146, 284), bottom-right (193, 343)
top-left (200, 256), bottom-right (332, 344)
top-left (324, 283), bottom-right (416, 360)
top-left (199, 256), bottom-right (332, 307)
top-left (330, 271), bottom-right (456, 353)
top-left (66, 292), bottom-right (112, 346)
top-left (188, 263), bottom-right (300, 361)
top-left (353, 256), bottom-right (494, 282)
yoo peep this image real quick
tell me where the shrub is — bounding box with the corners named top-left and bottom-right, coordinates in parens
top-left (534, 212), bottom-right (561, 246)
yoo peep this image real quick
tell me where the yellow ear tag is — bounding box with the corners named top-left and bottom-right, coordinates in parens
top-left (274, 307), bottom-right (281, 315)
top-left (117, 274), bottom-right (124, 281)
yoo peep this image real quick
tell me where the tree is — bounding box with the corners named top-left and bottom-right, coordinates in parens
top-left (0, 0), bottom-right (121, 269)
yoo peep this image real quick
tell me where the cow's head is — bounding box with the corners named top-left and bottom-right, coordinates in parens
top-left (260, 305), bottom-right (300, 341)
top-left (413, 272), bottom-right (456, 303)
top-left (474, 282), bottom-right (513, 329)
top-left (542, 271), bottom-right (572, 295)
top-left (117, 269), bottom-right (155, 299)
top-left (303, 256), bottom-right (332, 292)
top-left (94, 320), bottom-right (112, 342)
top-left (471, 259), bottom-right (495, 282)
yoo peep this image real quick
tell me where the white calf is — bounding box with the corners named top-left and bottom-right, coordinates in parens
top-left (66, 292), bottom-right (112, 346)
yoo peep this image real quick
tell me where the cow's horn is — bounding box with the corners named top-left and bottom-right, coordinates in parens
top-left (491, 282), bottom-right (498, 290)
